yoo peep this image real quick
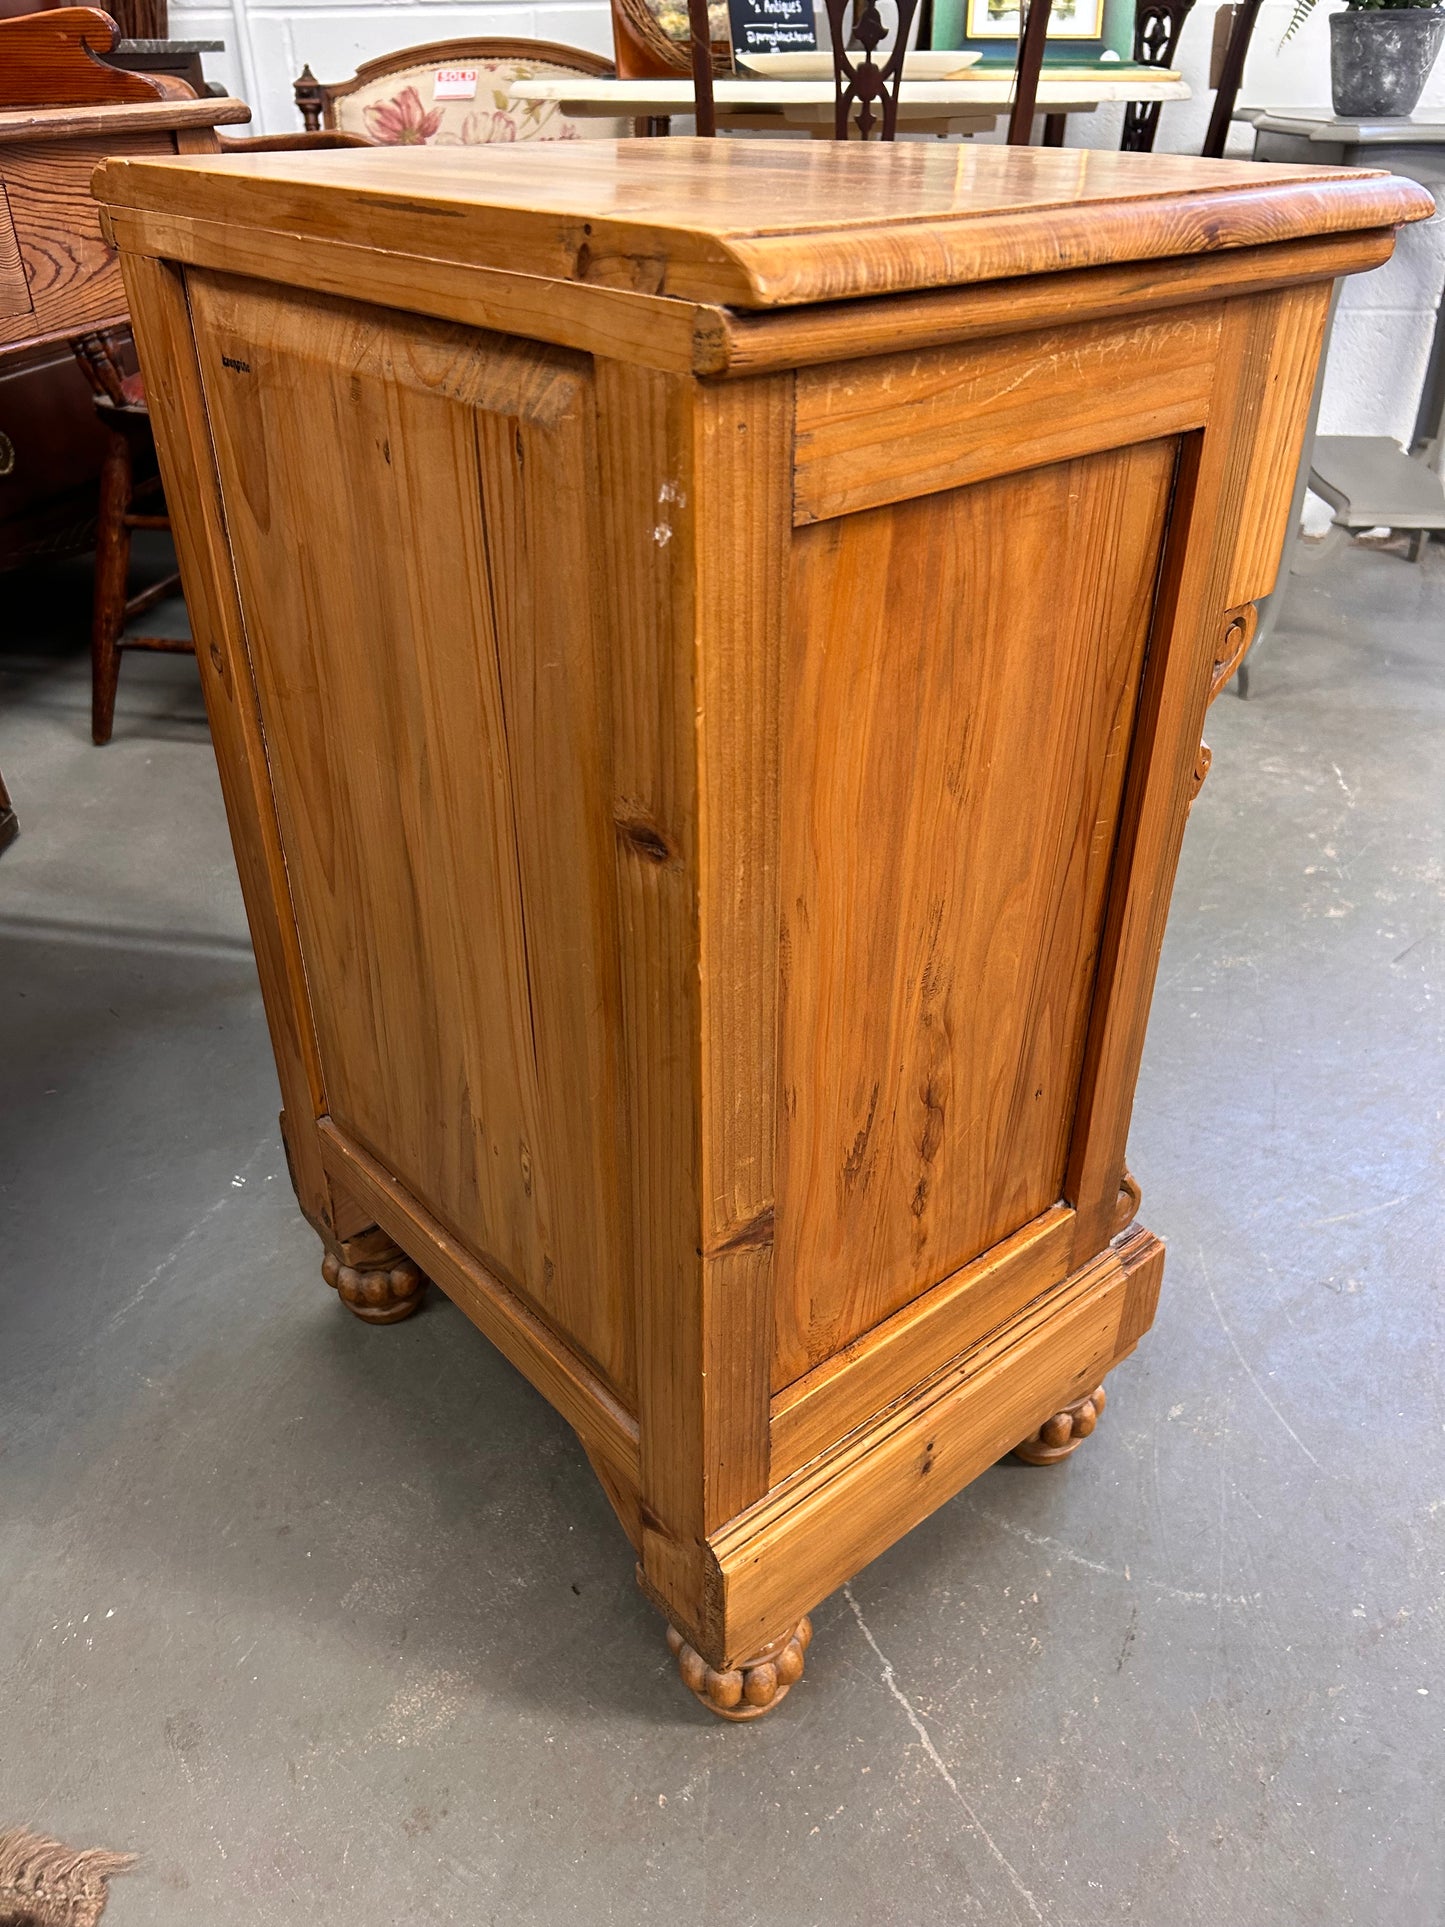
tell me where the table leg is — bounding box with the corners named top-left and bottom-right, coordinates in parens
top-left (1042, 112), bottom-right (1067, 145)
top-left (634, 115), bottom-right (672, 136)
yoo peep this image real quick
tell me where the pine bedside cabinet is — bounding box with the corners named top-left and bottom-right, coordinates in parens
top-left (93, 142), bottom-right (1429, 1720)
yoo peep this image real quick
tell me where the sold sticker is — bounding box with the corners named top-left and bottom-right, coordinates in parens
top-left (433, 68), bottom-right (478, 98)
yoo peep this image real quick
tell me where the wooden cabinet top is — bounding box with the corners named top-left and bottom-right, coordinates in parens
top-left (92, 139), bottom-right (1432, 310)
top-left (0, 99), bottom-right (251, 146)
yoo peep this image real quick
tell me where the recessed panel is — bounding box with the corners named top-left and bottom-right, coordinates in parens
top-left (189, 273), bottom-right (632, 1399)
top-left (773, 438), bottom-right (1176, 1387)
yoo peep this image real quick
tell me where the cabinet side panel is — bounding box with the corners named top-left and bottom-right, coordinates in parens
top-left (115, 252), bottom-right (332, 1225)
top-left (187, 272), bottom-right (632, 1399)
top-left (773, 439), bottom-right (1175, 1386)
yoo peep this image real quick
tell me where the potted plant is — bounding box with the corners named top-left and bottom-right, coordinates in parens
top-left (1287, 0), bottom-right (1445, 116)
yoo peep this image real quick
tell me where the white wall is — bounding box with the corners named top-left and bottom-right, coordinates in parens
top-left (1059, 0), bottom-right (1445, 446)
top-left (176, 0), bottom-right (1443, 443)
top-left (170, 0), bottom-right (616, 134)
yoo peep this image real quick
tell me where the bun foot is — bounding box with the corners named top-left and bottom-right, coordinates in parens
top-left (322, 1249), bottom-right (425, 1324)
top-left (1013, 1384), bottom-right (1107, 1465)
top-left (667, 1617), bottom-right (812, 1721)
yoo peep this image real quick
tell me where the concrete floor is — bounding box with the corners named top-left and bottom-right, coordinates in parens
top-left (1, 538), bottom-right (1441, 1927)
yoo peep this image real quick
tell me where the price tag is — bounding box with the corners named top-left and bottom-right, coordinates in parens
top-left (727, 0), bottom-right (817, 55)
top-left (433, 68), bottom-right (479, 99)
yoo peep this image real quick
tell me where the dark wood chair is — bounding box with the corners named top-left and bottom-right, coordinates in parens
top-left (0, 10), bottom-right (194, 739)
top-left (819, 0), bottom-right (924, 140)
top-left (1037, 0), bottom-right (1261, 158)
top-left (1113, 0), bottom-right (1262, 157)
top-left (1200, 0), bottom-right (1263, 157)
top-left (0, 8), bottom-right (361, 740)
top-left (683, 0), bottom-right (1054, 142)
top-left (0, 8), bottom-right (194, 595)
top-left (1119, 0), bottom-right (1195, 150)
top-left (69, 330), bottom-right (186, 743)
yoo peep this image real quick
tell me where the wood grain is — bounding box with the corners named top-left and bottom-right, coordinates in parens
top-left (693, 375), bottom-right (793, 1525)
top-left (1220, 282), bottom-right (1333, 604)
top-left (773, 439), bottom-right (1175, 1386)
top-left (769, 1203), bottom-right (1074, 1480)
top-left (793, 307), bottom-right (1219, 522)
top-left (711, 1232), bottom-right (1159, 1666)
top-left (592, 359), bottom-right (707, 1609)
top-left (189, 272), bottom-right (634, 1398)
top-left (91, 139), bottom-right (1435, 312)
top-left (100, 142), bottom-right (1420, 1713)
top-left (0, 181), bottom-right (29, 318)
top-left (715, 229), bottom-right (1393, 378)
top-left (101, 204), bottom-right (1390, 387)
top-left (0, 132), bottom-right (171, 350)
top-left (0, 99), bottom-right (249, 143)
top-left (114, 250), bottom-right (333, 1226)
top-left (102, 205), bottom-right (722, 376)
top-left (1062, 289), bottom-right (1335, 1264)
top-left (320, 1121), bottom-right (642, 1491)
top-left (0, 98), bottom-right (246, 356)
top-left (0, 8), bottom-right (175, 109)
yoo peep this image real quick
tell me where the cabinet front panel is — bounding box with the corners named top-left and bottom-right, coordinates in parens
top-left (792, 307), bottom-right (1218, 525)
top-left (187, 272), bottom-right (634, 1400)
top-left (773, 437), bottom-right (1176, 1387)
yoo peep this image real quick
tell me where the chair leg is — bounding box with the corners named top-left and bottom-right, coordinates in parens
top-left (91, 427), bottom-right (133, 746)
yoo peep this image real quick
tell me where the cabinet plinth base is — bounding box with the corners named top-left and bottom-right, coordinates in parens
top-left (321, 1248), bottom-right (426, 1324)
top-left (1013, 1384), bottom-right (1107, 1464)
top-left (667, 1617), bottom-right (812, 1721)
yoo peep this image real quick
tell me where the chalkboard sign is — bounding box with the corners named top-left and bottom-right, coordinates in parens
top-left (727, 0), bottom-right (818, 56)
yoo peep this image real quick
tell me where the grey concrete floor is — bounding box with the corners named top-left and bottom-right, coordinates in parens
top-left (1, 538), bottom-right (1442, 1927)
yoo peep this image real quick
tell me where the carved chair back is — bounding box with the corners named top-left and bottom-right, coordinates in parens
top-left (822, 0), bottom-right (922, 140)
top-left (1120, 0), bottom-right (1194, 151)
top-left (293, 37), bottom-right (630, 145)
top-left (1117, 0), bottom-right (1264, 157)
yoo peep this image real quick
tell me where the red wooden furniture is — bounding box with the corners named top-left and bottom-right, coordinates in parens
top-left (0, 8), bottom-right (244, 736)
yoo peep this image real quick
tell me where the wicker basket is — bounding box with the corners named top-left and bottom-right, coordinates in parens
top-left (611, 0), bottom-right (733, 77)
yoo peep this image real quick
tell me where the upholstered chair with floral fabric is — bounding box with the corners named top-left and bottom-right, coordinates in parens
top-left (293, 37), bottom-right (630, 144)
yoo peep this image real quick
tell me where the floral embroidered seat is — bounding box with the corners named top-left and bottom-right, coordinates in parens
top-left (293, 37), bottom-right (629, 145)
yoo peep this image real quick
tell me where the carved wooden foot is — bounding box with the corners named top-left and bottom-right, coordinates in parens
top-left (667, 1617), bottom-right (812, 1721)
top-left (322, 1247), bottom-right (425, 1324)
top-left (1013, 1385), bottom-right (1106, 1465)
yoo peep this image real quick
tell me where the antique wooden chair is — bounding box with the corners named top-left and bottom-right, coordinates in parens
top-left (69, 331), bottom-right (187, 742)
top-left (0, 9), bottom-right (190, 740)
top-left (1113, 0), bottom-right (1263, 157)
top-left (1033, 0), bottom-right (1261, 158)
top-left (1119, 0), bottom-right (1195, 150)
top-left (293, 38), bottom-right (630, 143)
top-left (681, 0), bottom-right (1054, 141)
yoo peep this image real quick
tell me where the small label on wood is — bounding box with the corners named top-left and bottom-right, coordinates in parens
top-left (727, 0), bottom-right (817, 56)
top-left (433, 68), bottom-right (479, 99)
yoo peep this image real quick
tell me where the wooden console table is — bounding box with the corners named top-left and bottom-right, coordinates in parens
top-left (95, 141), bottom-right (1428, 1720)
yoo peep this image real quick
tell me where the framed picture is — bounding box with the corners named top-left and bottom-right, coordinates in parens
top-left (964, 0), bottom-right (1106, 38)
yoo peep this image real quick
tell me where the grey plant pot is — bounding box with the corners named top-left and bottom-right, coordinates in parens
top-left (1330, 5), bottom-right (1445, 117)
